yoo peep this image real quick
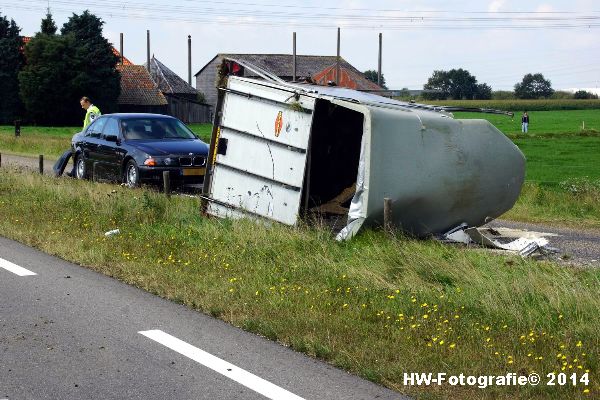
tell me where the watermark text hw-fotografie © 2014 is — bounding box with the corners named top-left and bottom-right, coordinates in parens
top-left (403, 372), bottom-right (589, 389)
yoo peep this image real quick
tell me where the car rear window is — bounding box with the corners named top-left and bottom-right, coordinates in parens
top-left (121, 118), bottom-right (197, 140)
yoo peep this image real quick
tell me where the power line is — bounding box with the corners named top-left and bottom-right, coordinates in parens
top-left (3, 1), bottom-right (600, 30)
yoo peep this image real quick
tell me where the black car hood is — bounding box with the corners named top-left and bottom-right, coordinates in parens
top-left (128, 139), bottom-right (209, 156)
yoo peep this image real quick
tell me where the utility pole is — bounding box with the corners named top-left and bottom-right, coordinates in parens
top-left (146, 30), bottom-right (151, 72)
top-left (336, 27), bottom-right (341, 85)
top-left (377, 33), bottom-right (383, 87)
top-left (120, 33), bottom-right (124, 65)
top-left (292, 32), bottom-right (297, 82)
top-left (188, 35), bottom-right (192, 85)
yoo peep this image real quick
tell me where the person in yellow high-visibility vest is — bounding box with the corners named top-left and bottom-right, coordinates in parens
top-left (80, 96), bottom-right (101, 129)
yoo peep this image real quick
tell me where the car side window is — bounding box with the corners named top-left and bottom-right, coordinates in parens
top-left (84, 119), bottom-right (98, 137)
top-left (87, 117), bottom-right (108, 138)
top-left (102, 117), bottom-right (120, 139)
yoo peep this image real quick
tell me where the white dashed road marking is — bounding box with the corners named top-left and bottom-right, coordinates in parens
top-left (0, 257), bottom-right (37, 276)
top-left (139, 330), bottom-right (305, 400)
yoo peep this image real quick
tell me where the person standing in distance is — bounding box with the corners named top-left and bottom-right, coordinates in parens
top-left (80, 96), bottom-right (101, 129)
top-left (521, 111), bottom-right (529, 133)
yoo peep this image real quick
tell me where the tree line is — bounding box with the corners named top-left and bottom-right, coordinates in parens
top-left (0, 11), bottom-right (120, 126)
top-left (364, 68), bottom-right (598, 101)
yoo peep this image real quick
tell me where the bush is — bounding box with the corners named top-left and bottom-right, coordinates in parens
top-left (574, 90), bottom-right (599, 100)
top-left (491, 90), bottom-right (515, 100)
top-left (551, 91), bottom-right (574, 100)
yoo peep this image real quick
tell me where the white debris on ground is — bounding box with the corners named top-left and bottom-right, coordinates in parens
top-left (440, 223), bottom-right (560, 258)
top-left (104, 229), bottom-right (121, 237)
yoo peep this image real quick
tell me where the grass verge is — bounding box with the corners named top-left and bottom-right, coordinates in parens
top-left (505, 182), bottom-right (600, 229)
top-left (0, 168), bottom-right (598, 399)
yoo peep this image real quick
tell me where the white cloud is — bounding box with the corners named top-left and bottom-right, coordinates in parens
top-left (488, 0), bottom-right (505, 12)
top-left (536, 4), bottom-right (556, 12)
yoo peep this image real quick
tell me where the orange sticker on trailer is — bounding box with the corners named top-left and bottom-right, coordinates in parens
top-left (275, 111), bottom-right (283, 137)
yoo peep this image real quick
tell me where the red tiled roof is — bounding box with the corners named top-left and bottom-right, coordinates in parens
top-left (112, 48), bottom-right (133, 65)
top-left (312, 64), bottom-right (383, 91)
top-left (116, 64), bottom-right (167, 106)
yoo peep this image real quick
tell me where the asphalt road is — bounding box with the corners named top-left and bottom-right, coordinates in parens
top-left (488, 219), bottom-right (600, 267)
top-left (0, 237), bottom-right (405, 400)
top-left (0, 153), bottom-right (63, 175)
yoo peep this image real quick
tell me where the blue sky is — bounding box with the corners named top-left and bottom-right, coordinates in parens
top-left (1, 0), bottom-right (599, 92)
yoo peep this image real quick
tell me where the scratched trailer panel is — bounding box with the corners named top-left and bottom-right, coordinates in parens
top-left (206, 78), bottom-right (315, 224)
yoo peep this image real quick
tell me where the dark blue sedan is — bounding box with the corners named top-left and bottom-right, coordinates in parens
top-left (70, 113), bottom-right (209, 188)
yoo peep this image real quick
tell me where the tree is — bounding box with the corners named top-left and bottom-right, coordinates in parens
top-left (0, 13), bottom-right (24, 124)
top-left (573, 90), bottom-right (598, 100)
top-left (40, 12), bottom-right (57, 35)
top-left (19, 11), bottom-right (120, 125)
top-left (363, 70), bottom-right (388, 89)
top-left (61, 11), bottom-right (120, 115)
top-left (514, 73), bottom-right (554, 99)
top-left (396, 87), bottom-right (412, 99)
top-left (19, 34), bottom-right (76, 124)
top-left (423, 69), bottom-right (486, 100)
top-left (475, 83), bottom-right (492, 100)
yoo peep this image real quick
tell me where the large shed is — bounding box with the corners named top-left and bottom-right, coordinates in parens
top-left (146, 56), bottom-right (211, 123)
top-left (195, 54), bottom-right (381, 110)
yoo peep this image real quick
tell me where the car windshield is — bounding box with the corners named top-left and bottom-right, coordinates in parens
top-left (121, 118), bottom-right (197, 140)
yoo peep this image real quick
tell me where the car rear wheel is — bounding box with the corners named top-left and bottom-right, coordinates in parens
top-left (124, 160), bottom-right (140, 188)
top-left (75, 154), bottom-right (88, 180)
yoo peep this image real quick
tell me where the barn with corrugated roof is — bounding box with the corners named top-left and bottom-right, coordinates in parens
top-left (195, 54), bottom-right (382, 110)
top-left (146, 56), bottom-right (211, 123)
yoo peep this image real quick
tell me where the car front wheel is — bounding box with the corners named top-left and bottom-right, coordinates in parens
top-left (124, 160), bottom-right (140, 188)
top-left (75, 154), bottom-right (88, 180)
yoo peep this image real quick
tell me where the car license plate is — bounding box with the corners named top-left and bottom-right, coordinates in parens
top-left (182, 168), bottom-right (206, 176)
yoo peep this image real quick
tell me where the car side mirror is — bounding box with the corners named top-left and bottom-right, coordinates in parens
top-left (105, 134), bottom-right (118, 142)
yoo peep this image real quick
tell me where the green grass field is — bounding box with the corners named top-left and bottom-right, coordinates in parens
top-left (0, 169), bottom-right (598, 399)
top-left (423, 99), bottom-right (600, 112)
top-left (454, 111), bottom-right (600, 185)
top-left (0, 123), bottom-right (213, 159)
top-left (454, 110), bottom-right (599, 136)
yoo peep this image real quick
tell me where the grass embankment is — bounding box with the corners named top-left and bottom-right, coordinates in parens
top-left (0, 169), bottom-right (598, 399)
top-left (0, 124), bottom-right (213, 159)
top-left (505, 182), bottom-right (600, 229)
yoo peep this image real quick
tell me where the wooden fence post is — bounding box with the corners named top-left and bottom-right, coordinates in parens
top-left (163, 171), bottom-right (171, 196)
top-left (39, 155), bottom-right (44, 175)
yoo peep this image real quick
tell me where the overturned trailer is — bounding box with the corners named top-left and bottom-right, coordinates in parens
top-left (201, 59), bottom-right (525, 240)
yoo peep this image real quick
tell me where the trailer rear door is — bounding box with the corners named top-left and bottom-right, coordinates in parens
top-left (204, 77), bottom-right (315, 225)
